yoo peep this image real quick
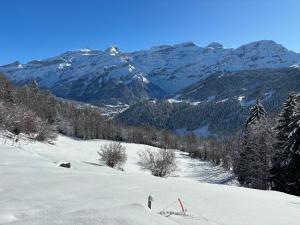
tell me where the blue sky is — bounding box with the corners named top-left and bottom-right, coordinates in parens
top-left (0, 0), bottom-right (299, 65)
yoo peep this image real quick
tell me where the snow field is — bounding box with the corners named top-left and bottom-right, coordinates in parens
top-left (0, 135), bottom-right (300, 225)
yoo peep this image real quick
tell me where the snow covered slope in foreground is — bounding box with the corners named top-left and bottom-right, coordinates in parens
top-left (0, 135), bottom-right (300, 225)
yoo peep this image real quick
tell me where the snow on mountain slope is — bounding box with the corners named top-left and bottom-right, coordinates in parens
top-left (1, 40), bottom-right (300, 104)
top-left (128, 40), bottom-right (300, 93)
top-left (0, 48), bottom-right (165, 104)
top-left (1, 135), bottom-right (300, 225)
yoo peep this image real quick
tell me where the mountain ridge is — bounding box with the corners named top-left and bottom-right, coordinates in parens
top-left (1, 40), bottom-right (300, 105)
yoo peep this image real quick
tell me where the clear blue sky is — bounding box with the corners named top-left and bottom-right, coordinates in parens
top-left (1, 0), bottom-right (299, 65)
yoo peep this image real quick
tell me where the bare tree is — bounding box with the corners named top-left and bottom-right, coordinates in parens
top-left (35, 120), bottom-right (57, 141)
top-left (0, 74), bottom-right (14, 103)
top-left (138, 148), bottom-right (177, 177)
top-left (98, 142), bottom-right (127, 169)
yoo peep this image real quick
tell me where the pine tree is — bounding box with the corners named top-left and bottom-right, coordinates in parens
top-left (245, 99), bottom-right (266, 128)
top-left (272, 94), bottom-right (297, 192)
top-left (236, 99), bottom-right (270, 189)
top-left (276, 94), bottom-right (297, 148)
top-left (272, 96), bottom-right (300, 196)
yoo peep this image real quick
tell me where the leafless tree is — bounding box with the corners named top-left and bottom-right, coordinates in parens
top-left (98, 142), bottom-right (127, 169)
top-left (138, 148), bottom-right (177, 177)
top-left (35, 120), bottom-right (57, 141)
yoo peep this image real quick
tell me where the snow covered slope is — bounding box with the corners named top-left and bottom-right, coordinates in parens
top-left (1, 40), bottom-right (300, 104)
top-left (128, 40), bottom-right (300, 93)
top-left (1, 135), bottom-right (299, 225)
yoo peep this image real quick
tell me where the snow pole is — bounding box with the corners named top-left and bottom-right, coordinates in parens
top-left (178, 198), bottom-right (185, 215)
top-left (148, 195), bottom-right (154, 209)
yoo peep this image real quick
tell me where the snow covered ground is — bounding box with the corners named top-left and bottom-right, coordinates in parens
top-left (1, 135), bottom-right (300, 225)
top-left (173, 152), bottom-right (237, 185)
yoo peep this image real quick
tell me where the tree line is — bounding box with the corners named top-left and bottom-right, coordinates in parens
top-left (0, 75), bottom-right (57, 140)
top-left (181, 96), bottom-right (300, 196)
top-left (234, 96), bottom-right (299, 196)
top-left (0, 74), bottom-right (180, 148)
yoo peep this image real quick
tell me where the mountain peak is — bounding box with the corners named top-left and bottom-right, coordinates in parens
top-left (0, 61), bottom-right (21, 68)
top-left (252, 40), bottom-right (278, 45)
top-left (238, 40), bottom-right (287, 51)
top-left (174, 42), bottom-right (197, 48)
top-left (106, 45), bottom-right (121, 56)
top-left (149, 42), bottom-right (196, 52)
top-left (207, 42), bottom-right (224, 49)
top-left (80, 48), bottom-right (92, 53)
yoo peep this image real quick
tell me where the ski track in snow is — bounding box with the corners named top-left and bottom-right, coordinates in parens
top-left (173, 152), bottom-right (237, 185)
top-left (0, 134), bottom-right (300, 225)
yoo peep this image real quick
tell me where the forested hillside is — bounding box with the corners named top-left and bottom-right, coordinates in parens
top-left (0, 73), bottom-right (176, 147)
top-left (118, 68), bottom-right (300, 136)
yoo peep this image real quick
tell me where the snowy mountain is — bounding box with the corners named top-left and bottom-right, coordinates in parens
top-left (1, 40), bottom-right (300, 105)
top-left (0, 47), bottom-right (165, 104)
top-left (127, 40), bottom-right (300, 93)
top-left (1, 134), bottom-right (299, 225)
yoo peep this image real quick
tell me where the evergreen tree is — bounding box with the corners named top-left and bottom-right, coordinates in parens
top-left (272, 95), bottom-right (300, 196)
top-left (276, 94), bottom-right (297, 148)
top-left (236, 99), bottom-right (271, 189)
top-left (245, 99), bottom-right (266, 128)
top-left (272, 94), bottom-right (297, 192)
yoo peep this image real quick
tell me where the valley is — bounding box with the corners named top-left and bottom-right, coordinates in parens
top-left (2, 41), bottom-right (300, 137)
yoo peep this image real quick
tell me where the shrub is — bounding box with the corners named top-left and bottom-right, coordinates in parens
top-left (35, 121), bottom-right (57, 141)
top-left (98, 142), bottom-right (127, 168)
top-left (138, 148), bottom-right (177, 177)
